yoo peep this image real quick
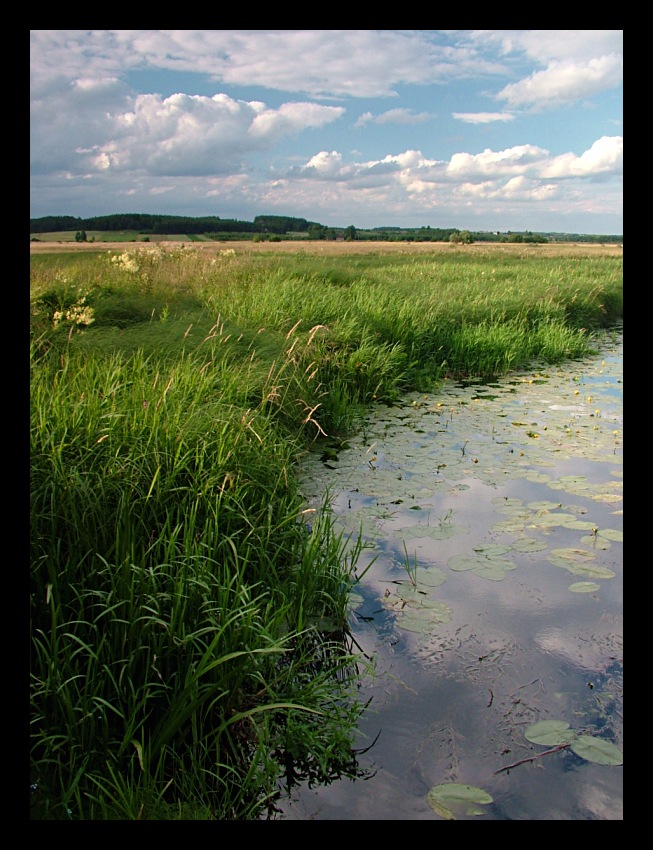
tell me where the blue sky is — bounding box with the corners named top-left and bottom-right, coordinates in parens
top-left (30, 30), bottom-right (623, 234)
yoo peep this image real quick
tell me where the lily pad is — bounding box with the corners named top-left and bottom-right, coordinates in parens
top-left (511, 537), bottom-right (548, 553)
top-left (491, 519), bottom-right (527, 534)
top-left (473, 544), bottom-right (511, 557)
top-left (427, 783), bottom-right (493, 820)
top-left (428, 524), bottom-right (468, 540)
top-left (397, 614), bottom-right (436, 634)
top-left (565, 563), bottom-right (615, 579)
top-left (570, 736), bottom-right (623, 765)
top-left (547, 554), bottom-right (614, 576)
top-left (492, 497), bottom-right (523, 507)
top-left (397, 601), bottom-right (453, 632)
top-left (411, 566), bottom-right (447, 587)
top-left (527, 500), bottom-right (563, 511)
top-left (597, 528), bottom-right (623, 542)
top-left (448, 554), bottom-right (480, 571)
top-left (522, 472), bottom-right (553, 483)
top-left (568, 581), bottom-right (600, 593)
top-left (550, 547), bottom-right (596, 562)
top-left (347, 591), bottom-right (365, 611)
top-left (524, 719), bottom-right (576, 746)
top-left (561, 519), bottom-right (599, 530)
top-left (579, 535), bottom-right (612, 550)
top-left (473, 562), bottom-right (514, 581)
top-left (529, 513), bottom-right (576, 527)
top-left (590, 493), bottom-right (623, 504)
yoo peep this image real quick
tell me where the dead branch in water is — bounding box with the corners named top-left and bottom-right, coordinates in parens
top-left (494, 743), bottom-right (571, 774)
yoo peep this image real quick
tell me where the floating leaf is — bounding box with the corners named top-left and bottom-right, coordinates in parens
top-left (529, 513), bottom-right (576, 527)
top-left (569, 581), bottom-right (600, 593)
top-left (561, 519), bottom-right (599, 530)
top-left (473, 544), bottom-right (511, 557)
top-left (597, 528), bottom-right (623, 542)
top-left (580, 535), bottom-right (612, 550)
top-left (395, 585), bottom-right (429, 603)
top-left (566, 563), bottom-right (615, 579)
top-left (570, 736), bottom-right (623, 765)
top-left (412, 566), bottom-right (447, 587)
top-left (473, 563), bottom-right (512, 581)
top-left (427, 783), bottom-right (493, 820)
top-left (397, 601), bottom-right (453, 633)
top-left (511, 537), bottom-right (548, 553)
top-left (428, 798), bottom-right (455, 820)
top-left (428, 524), bottom-right (468, 540)
top-left (395, 523), bottom-right (466, 541)
top-left (522, 472), bottom-right (552, 483)
top-left (550, 547), bottom-right (596, 562)
top-left (525, 720), bottom-right (576, 746)
top-left (397, 614), bottom-right (435, 634)
top-left (448, 554), bottom-right (480, 571)
top-left (558, 475), bottom-right (589, 485)
top-left (491, 519), bottom-right (526, 534)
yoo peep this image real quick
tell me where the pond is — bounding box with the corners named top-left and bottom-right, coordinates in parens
top-left (276, 326), bottom-right (623, 820)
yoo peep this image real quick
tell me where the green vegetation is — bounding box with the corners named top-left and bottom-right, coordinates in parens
top-left (30, 244), bottom-right (623, 819)
top-left (29, 212), bottom-right (623, 244)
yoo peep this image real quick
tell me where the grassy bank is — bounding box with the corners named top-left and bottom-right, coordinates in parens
top-left (30, 244), bottom-right (623, 819)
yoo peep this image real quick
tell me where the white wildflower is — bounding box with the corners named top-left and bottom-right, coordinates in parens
top-left (110, 252), bottom-right (140, 273)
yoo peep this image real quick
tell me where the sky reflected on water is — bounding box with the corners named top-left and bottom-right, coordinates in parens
top-left (279, 329), bottom-right (622, 820)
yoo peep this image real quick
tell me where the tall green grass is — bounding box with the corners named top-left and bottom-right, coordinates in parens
top-left (30, 245), bottom-right (622, 819)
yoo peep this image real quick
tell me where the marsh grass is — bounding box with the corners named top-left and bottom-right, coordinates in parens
top-left (30, 244), bottom-right (622, 819)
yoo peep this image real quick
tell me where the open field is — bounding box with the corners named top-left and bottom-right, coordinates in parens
top-left (30, 239), bottom-right (623, 258)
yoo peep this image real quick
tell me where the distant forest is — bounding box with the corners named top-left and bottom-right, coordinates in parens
top-left (29, 213), bottom-right (623, 244)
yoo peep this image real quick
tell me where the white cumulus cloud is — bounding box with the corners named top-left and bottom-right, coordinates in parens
top-left (447, 144), bottom-right (548, 178)
top-left (541, 136), bottom-right (623, 178)
top-left (497, 54), bottom-right (623, 111)
top-left (82, 93), bottom-right (345, 176)
top-left (355, 108), bottom-right (433, 127)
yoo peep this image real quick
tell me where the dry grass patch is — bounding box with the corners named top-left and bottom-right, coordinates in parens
top-left (30, 239), bottom-right (623, 258)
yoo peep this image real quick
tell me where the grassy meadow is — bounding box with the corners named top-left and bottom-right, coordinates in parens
top-left (30, 242), bottom-right (623, 819)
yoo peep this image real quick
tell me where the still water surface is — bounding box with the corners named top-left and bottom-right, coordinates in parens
top-left (278, 328), bottom-right (622, 820)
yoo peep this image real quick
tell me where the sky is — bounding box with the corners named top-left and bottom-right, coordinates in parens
top-left (30, 30), bottom-right (623, 234)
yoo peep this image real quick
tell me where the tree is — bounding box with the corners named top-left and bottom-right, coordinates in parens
top-left (344, 225), bottom-right (357, 241)
top-left (449, 230), bottom-right (473, 244)
top-left (308, 224), bottom-right (327, 240)
top-left (75, 230), bottom-right (87, 242)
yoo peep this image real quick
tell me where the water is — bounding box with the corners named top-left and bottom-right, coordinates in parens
top-left (277, 328), bottom-right (623, 820)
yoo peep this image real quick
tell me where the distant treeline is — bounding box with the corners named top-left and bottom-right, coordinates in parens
top-left (29, 213), bottom-right (623, 244)
top-left (29, 213), bottom-right (317, 235)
